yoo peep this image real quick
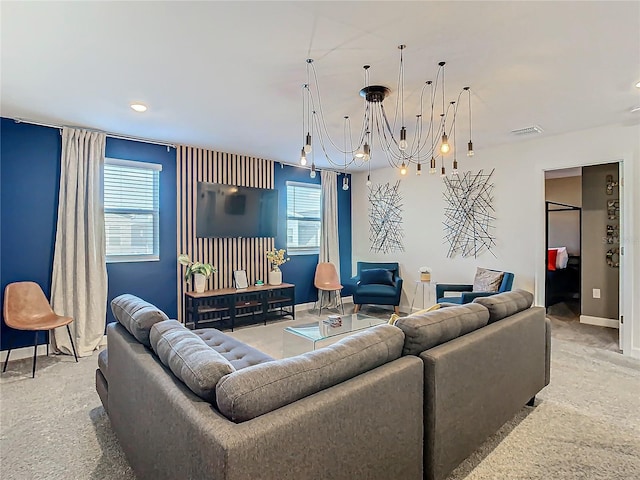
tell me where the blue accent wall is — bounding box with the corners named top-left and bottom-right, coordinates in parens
top-left (273, 164), bottom-right (352, 304)
top-left (1, 119), bottom-right (61, 350)
top-left (1, 118), bottom-right (352, 352)
top-left (104, 139), bottom-right (177, 324)
top-left (0, 119), bottom-right (177, 350)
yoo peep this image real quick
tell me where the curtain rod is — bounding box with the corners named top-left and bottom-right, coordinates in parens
top-left (11, 117), bottom-right (177, 150)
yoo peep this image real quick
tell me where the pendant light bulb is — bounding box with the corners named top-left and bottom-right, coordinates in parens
top-left (304, 132), bottom-right (312, 154)
top-left (440, 133), bottom-right (450, 154)
top-left (399, 127), bottom-right (408, 151)
top-left (366, 174), bottom-right (372, 187)
top-left (400, 162), bottom-right (407, 176)
top-left (452, 159), bottom-right (459, 175)
top-left (300, 148), bottom-right (307, 166)
top-left (363, 143), bottom-right (371, 161)
top-left (440, 166), bottom-right (446, 178)
top-left (342, 176), bottom-right (349, 191)
top-left (416, 163), bottom-right (422, 176)
top-left (429, 157), bottom-right (436, 174)
top-left (467, 140), bottom-right (474, 157)
top-left (310, 163), bottom-right (316, 179)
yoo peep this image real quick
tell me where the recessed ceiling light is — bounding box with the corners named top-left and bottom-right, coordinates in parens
top-left (130, 103), bottom-right (147, 112)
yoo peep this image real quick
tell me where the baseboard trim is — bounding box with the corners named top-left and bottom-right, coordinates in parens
top-left (580, 315), bottom-right (619, 329)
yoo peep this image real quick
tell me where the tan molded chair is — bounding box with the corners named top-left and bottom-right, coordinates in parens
top-left (314, 262), bottom-right (344, 316)
top-left (3, 282), bottom-right (78, 378)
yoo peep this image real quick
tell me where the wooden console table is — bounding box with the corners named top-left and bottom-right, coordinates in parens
top-left (184, 283), bottom-right (295, 331)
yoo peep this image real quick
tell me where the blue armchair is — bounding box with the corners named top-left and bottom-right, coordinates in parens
top-left (351, 262), bottom-right (403, 314)
top-left (436, 270), bottom-right (514, 304)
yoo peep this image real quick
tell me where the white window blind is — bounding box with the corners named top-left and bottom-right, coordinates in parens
top-left (104, 158), bottom-right (161, 263)
top-left (286, 181), bottom-right (321, 255)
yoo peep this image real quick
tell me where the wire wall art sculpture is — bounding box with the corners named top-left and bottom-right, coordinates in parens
top-left (369, 181), bottom-right (404, 253)
top-left (443, 169), bottom-right (496, 258)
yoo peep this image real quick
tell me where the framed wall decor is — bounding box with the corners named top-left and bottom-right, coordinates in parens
top-left (233, 270), bottom-right (248, 289)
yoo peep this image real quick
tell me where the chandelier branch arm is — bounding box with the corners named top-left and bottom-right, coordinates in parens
top-left (307, 61), bottom-right (364, 156)
top-left (297, 47), bottom-right (475, 178)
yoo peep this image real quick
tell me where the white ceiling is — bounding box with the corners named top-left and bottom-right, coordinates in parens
top-left (2, 1), bottom-right (639, 171)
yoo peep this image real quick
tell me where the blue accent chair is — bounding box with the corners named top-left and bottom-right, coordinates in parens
top-left (436, 270), bottom-right (514, 304)
top-left (351, 262), bottom-right (403, 314)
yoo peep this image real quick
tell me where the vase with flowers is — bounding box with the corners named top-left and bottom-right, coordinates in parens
top-left (266, 248), bottom-right (289, 285)
top-left (178, 254), bottom-right (217, 293)
top-left (419, 266), bottom-right (432, 282)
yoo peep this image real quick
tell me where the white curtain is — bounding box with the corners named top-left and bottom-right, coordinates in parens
top-left (319, 170), bottom-right (341, 307)
top-left (51, 128), bottom-right (108, 357)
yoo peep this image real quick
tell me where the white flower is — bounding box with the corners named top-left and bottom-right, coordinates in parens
top-left (419, 266), bottom-right (432, 273)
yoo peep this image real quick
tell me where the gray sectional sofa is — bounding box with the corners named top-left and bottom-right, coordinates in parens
top-left (97, 295), bottom-right (424, 480)
top-left (96, 290), bottom-right (550, 480)
top-left (394, 290), bottom-right (551, 480)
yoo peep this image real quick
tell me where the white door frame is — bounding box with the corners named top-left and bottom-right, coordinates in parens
top-left (535, 158), bottom-right (635, 357)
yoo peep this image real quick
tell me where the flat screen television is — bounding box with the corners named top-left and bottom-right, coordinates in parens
top-left (196, 182), bottom-right (278, 238)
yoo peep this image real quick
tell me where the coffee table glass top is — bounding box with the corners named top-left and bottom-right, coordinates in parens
top-left (284, 313), bottom-right (387, 342)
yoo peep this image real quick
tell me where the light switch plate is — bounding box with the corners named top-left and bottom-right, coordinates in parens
top-left (593, 288), bottom-right (601, 299)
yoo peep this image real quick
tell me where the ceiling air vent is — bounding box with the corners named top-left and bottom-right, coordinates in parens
top-left (511, 125), bottom-right (544, 135)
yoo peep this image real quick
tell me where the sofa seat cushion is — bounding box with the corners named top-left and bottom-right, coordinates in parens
top-left (194, 328), bottom-right (274, 370)
top-left (98, 348), bottom-right (108, 381)
top-left (150, 320), bottom-right (235, 404)
top-left (216, 324), bottom-right (404, 422)
top-left (356, 284), bottom-right (398, 297)
top-left (437, 296), bottom-right (464, 304)
top-left (111, 294), bottom-right (169, 347)
top-left (394, 303), bottom-right (490, 356)
top-left (473, 289), bottom-right (534, 323)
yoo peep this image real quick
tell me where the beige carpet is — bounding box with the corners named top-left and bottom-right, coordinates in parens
top-left (1, 306), bottom-right (639, 480)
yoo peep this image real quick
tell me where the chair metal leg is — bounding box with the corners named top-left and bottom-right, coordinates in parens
top-left (66, 325), bottom-right (78, 362)
top-left (2, 333), bottom-right (12, 373)
top-left (32, 332), bottom-right (38, 378)
top-left (338, 291), bottom-right (344, 315)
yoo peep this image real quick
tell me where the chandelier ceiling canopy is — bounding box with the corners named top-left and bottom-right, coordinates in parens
top-left (299, 45), bottom-right (475, 188)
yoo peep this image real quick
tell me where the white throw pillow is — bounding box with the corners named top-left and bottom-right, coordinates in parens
top-left (555, 246), bottom-right (569, 269)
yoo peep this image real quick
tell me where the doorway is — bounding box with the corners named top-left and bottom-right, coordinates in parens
top-left (544, 164), bottom-right (621, 353)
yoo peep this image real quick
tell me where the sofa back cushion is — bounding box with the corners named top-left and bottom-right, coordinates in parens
top-left (473, 289), bottom-right (534, 323)
top-left (357, 261), bottom-right (399, 277)
top-left (394, 303), bottom-right (489, 356)
top-left (216, 324), bottom-right (404, 422)
top-left (150, 320), bottom-right (235, 404)
top-left (111, 294), bottom-right (169, 347)
top-left (359, 268), bottom-right (395, 286)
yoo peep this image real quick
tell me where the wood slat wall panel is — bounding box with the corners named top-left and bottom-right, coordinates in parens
top-left (176, 146), bottom-right (274, 322)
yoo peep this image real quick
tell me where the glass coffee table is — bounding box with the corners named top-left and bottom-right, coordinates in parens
top-left (283, 313), bottom-right (387, 357)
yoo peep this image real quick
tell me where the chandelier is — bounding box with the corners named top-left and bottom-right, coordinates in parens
top-left (298, 45), bottom-right (474, 189)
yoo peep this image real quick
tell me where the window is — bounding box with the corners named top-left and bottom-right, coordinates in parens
top-left (104, 158), bottom-right (161, 262)
top-left (286, 181), bottom-right (321, 255)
